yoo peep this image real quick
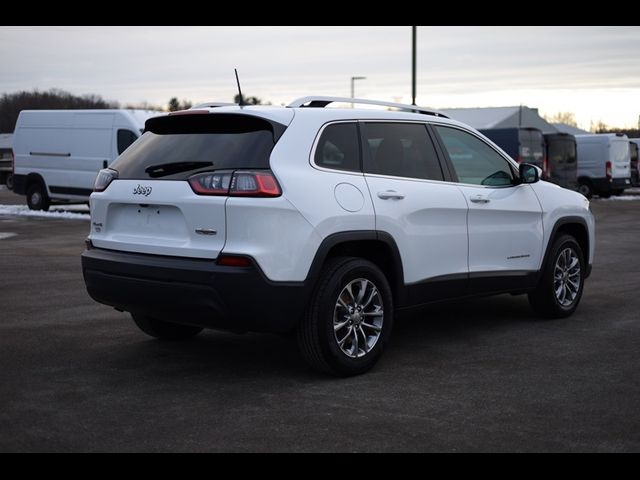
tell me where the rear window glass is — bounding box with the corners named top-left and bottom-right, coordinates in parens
top-left (520, 130), bottom-right (545, 167)
top-left (111, 114), bottom-right (283, 180)
top-left (547, 137), bottom-right (577, 165)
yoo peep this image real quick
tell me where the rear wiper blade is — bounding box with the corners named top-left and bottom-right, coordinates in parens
top-left (145, 162), bottom-right (214, 178)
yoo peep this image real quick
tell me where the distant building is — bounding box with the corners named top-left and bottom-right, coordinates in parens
top-left (552, 123), bottom-right (589, 135)
top-left (440, 106), bottom-right (558, 134)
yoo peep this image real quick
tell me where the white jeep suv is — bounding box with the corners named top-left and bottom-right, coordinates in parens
top-left (82, 97), bottom-right (595, 376)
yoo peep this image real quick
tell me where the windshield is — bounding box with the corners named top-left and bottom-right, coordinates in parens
top-left (111, 114), bottom-right (284, 180)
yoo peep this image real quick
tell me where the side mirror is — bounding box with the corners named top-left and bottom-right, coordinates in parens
top-left (519, 163), bottom-right (541, 184)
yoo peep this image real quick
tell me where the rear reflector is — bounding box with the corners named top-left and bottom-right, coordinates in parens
top-left (188, 170), bottom-right (281, 197)
top-left (217, 256), bottom-right (252, 267)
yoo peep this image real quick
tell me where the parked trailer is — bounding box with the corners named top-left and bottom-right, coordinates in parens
top-left (479, 127), bottom-right (545, 169)
top-left (629, 139), bottom-right (639, 187)
top-left (12, 110), bottom-right (162, 210)
top-left (543, 133), bottom-right (578, 191)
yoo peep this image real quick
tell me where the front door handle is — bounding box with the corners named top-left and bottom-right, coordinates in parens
top-left (378, 191), bottom-right (405, 201)
top-left (470, 195), bottom-right (490, 204)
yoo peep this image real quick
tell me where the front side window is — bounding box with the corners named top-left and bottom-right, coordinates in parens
top-left (435, 126), bottom-right (515, 187)
top-left (362, 123), bottom-right (443, 181)
top-left (314, 123), bottom-right (360, 172)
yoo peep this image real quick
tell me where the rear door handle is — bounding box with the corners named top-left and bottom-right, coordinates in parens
top-left (470, 195), bottom-right (490, 204)
top-left (377, 191), bottom-right (405, 200)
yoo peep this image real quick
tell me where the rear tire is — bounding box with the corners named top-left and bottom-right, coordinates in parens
top-left (612, 189), bottom-right (624, 196)
top-left (297, 257), bottom-right (394, 377)
top-left (26, 183), bottom-right (50, 211)
top-left (577, 181), bottom-right (593, 199)
top-left (132, 314), bottom-right (203, 341)
top-left (529, 234), bottom-right (585, 319)
top-left (5, 173), bottom-right (13, 190)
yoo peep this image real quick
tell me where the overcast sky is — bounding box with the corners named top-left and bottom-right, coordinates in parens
top-left (1, 26), bottom-right (639, 128)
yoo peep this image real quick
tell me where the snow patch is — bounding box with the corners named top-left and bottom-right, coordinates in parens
top-left (0, 204), bottom-right (90, 220)
top-left (0, 232), bottom-right (17, 240)
top-left (0, 185), bottom-right (7, 191)
top-left (597, 196), bottom-right (640, 202)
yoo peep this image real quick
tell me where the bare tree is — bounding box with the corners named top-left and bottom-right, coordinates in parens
top-left (168, 98), bottom-right (193, 112)
top-left (545, 112), bottom-right (578, 127)
top-left (168, 97), bottom-right (181, 112)
top-left (0, 89), bottom-right (117, 132)
top-left (234, 94), bottom-right (263, 105)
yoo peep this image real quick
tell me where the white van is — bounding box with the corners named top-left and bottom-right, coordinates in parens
top-left (12, 110), bottom-right (162, 210)
top-left (575, 133), bottom-right (631, 198)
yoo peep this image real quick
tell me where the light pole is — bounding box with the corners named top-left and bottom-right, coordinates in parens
top-left (351, 76), bottom-right (367, 107)
top-left (412, 26), bottom-right (417, 106)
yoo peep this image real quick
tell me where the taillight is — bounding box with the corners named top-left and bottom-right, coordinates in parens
top-left (188, 170), bottom-right (281, 197)
top-left (188, 171), bottom-right (233, 196)
top-left (606, 161), bottom-right (613, 181)
top-left (543, 157), bottom-right (550, 178)
top-left (94, 168), bottom-right (118, 192)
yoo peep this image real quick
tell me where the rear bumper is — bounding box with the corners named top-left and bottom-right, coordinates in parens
top-left (81, 248), bottom-right (308, 333)
top-left (591, 177), bottom-right (631, 194)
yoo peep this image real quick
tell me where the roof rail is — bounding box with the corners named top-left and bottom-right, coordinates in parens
top-left (288, 96), bottom-right (449, 119)
top-left (191, 102), bottom-right (237, 109)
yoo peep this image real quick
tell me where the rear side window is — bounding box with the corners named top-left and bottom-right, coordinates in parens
top-left (362, 123), bottom-right (443, 181)
top-left (111, 114), bottom-right (283, 180)
top-left (435, 126), bottom-right (515, 187)
top-left (314, 123), bottom-right (360, 172)
top-left (117, 129), bottom-right (138, 155)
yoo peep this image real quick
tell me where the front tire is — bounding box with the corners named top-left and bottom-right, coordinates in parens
top-left (26, 183), bottom-right (50, 211)
top-left (529, 235), bottom-right (585, 319)
top-left (132, 314), bottom-right (203, 341)
top-left (297, 257), bottom-right (394, 377)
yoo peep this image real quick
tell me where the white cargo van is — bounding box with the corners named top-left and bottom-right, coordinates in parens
top-left (575, 133), bottom-right (631, 198)
top-left (12, 110), bottom-right (162, 210)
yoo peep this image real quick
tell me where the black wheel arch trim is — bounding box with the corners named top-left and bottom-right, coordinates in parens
top-left (304, 230), bottom-right (407, 305)
top-left (543, 216), bottom-right (591, 278)
top-left (25, 173), bottom-right (48, 195)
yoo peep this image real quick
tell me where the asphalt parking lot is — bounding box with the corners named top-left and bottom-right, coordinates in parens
top-left (0, 187), bottom-right (639, 452)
